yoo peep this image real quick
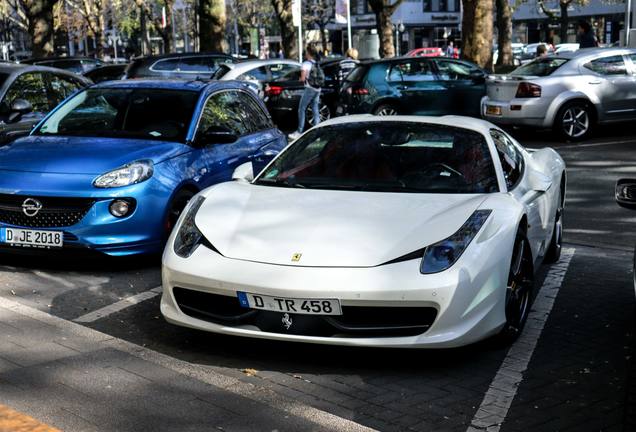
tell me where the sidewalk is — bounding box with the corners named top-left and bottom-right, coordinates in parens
top-left (0, 296), bottom-right (373, 432)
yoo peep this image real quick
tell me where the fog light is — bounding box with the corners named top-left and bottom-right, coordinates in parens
top-left (110, 199), bottom-right (131, 217)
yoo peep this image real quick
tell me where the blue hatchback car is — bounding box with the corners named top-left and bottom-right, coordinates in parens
top-left (0, 80), bottom-right (286, 256)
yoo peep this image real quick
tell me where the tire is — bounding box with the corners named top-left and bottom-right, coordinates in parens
top-left (306, 104), bottom-right (331, 126)
top-left (165, 189), bottom-right (195, 235)
top-left (554, 101), bottom-right (594, 142)
top-left (544, 182), bottom-right (564, 264)
top-left (495, 231), bottom-right (534, 345)
top-left (373, 104), bottom-right (399, 116)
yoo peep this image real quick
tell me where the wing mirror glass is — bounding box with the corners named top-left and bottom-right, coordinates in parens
top-left (232, 162), bottom-right (254, 182)
top-left (7, 98), bottom-right (32, 123)
top-left (616, 178), bottom-right (636, 209)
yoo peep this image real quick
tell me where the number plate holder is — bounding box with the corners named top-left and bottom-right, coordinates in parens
top-left (237, 292), bottom-right (342, 316)
top-left (0, 227), bottom-right (64, 248)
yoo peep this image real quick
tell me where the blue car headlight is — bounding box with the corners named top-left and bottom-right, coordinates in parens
top-left (173, 196), bottom-right (206, 258)
top-left (420, 210), bottom-right (492, 274)
top-left (93, 160), bottom-right (154, 188)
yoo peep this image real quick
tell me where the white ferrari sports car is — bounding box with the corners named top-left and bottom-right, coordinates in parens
top-left (161, 115), bottom-right (566, 348)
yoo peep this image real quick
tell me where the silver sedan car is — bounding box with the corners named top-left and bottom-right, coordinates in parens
top-left (482, 48), bottom-right (636, 141)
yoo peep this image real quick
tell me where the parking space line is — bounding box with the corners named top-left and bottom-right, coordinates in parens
top-left (466, 248), bottom-right (575, 432)
top-left (73, 286), bottom-right (163, 323)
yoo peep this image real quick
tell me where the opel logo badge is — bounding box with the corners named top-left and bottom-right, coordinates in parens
top-left (22, 198), bottom-right (42, 217)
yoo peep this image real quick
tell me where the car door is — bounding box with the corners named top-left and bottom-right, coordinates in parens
top-left (387, 58), bottom-right (449, 115)
top-left (193, 90), bottom-right (279, 186)
top-left (433, 59), bottom-right (486, 117)
top-left (0, 71), bottom-right (52, 143)
top-left (492, 129), bottom-right (549, 259)
top-left (582, 54), bottom-right (636, 119)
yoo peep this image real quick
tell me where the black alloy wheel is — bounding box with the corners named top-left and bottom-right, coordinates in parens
top-left (497, 232), bottom-right (534, 344)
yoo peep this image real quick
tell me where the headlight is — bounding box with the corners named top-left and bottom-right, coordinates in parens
top-left (420, 210), bottom-right (492, 274)
top-left (93, 160), bottom-right (154, 188)
top-left (173, 196), bottom-right (206, 258)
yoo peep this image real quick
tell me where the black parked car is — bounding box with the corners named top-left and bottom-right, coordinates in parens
top-left (21, 56), bottom-right (103, 74)
top-left (124, 52), bottom-right (236, 80)
top-left (84, 64), bottom-right (127, 83)
top-left (338, 56), bottom-right (487, 118)
top-left (263, 59), bottom-right (351, 130)
top-left (0, 64), bottom-right (91, 144)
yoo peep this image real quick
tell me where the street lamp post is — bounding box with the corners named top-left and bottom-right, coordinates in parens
top-left (394, 21), bottom-right (404, 56)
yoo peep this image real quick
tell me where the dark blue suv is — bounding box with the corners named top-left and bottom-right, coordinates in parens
top-left (338, 57), bottom-right (487, 118)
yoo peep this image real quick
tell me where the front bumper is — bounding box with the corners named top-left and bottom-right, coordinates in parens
top-left (161, 237), bottom-right (510, 348)
top-left (0, 177), bottom-right (171, 256)
top-left (481, 96), bottom-right (552, 127)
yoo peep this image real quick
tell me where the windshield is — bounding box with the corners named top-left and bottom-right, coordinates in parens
top-left (35, 88), bottom-right (199, 142)
top-left (511, 58), bottom-right (568, 76)
top-left (255, 122), bottom-right (499, 194)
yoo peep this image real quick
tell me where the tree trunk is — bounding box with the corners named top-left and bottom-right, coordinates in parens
top-left (367, 0), bottom-right (403, 59)
top-left (559, 1), bottom-right (568, 43)
top-left (199, 0), bottom-right (227, 52)
top-left (23, 0), bottom-right (58, 57)
top-left (495, 0), bottom-right (512, 66)
top-left (161, 0), bottom-right (174, 53)
top-left (270, 0), bottom-right (297, 60)
top-left (139, 7), bottom-right (150, 55)
top-left (461, 0), bottom-right (494, 70)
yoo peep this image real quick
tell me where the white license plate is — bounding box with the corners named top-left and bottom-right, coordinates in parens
top-left (486, 105), bottom-right (502, 116)
top-left (237, 292), bottom-right (342, 316)
top-left (0, 227), bottom-right (63, 248)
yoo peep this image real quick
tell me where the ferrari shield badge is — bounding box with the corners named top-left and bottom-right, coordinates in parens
top-left (291, 253), bottom-right (302, 262)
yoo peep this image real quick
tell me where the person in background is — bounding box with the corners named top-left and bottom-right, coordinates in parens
top-left (446, 41), bottom-right (454, 58)
top-left (288, 45), bottom-right (322, 141)
top-left (577, 20), bottom-right (599, 48)
top-left (338, 47), bottom-right (359, 82)
top-left (536, 44), bottom-right (548, 58)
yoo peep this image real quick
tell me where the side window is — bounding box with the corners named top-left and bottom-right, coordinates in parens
top-left (198, 91), bottom-right (251, 137)
top-left (269, 64), bottom-right (298, 80)
top-left (179, 56), bottom-right (219, 73)
top-left (584, 55), bottom-right (627, 76)
top-left (2, 72), bottom-right (50, 114)
top-left (238, 66), bottom-right (269, 81)
top-left (435, 60), bottom-right (479, 80)
top-left (490, 129), bottom-right (524, 189)
top-left (238, 92), bottom-right (273, 131)
top-left (151, 58), bottom-right (179, 71)
top-left (390, 60), bottom-right (435, 82)
top-left (49, 75), bottom-right (83, 104)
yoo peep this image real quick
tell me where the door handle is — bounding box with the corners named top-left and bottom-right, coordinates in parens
top-left (588, 80), bottom-right (602, 85)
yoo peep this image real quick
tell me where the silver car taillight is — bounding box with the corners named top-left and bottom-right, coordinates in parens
top-left (516, 82), bottom-right (542, 98)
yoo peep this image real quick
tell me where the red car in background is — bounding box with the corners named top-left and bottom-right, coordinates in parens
top-left (406, 47), bottom-right (444, 57)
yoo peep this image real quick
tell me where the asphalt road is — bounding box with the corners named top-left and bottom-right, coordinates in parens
top-left (0, 124), bottom-right (635, 431)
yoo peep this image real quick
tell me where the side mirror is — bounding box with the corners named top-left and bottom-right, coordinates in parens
top-left (528, 168), bottom-right (552, 193)
top-left (232, 162), bottom-right (254, 182)
top-left (197, 125), bottom-right (239, 146)
top-left (616, 179), bottom-right (636, 209)
top-left (7, 99), bottom-right (32, 123)
top-left (470, 70), bottom-right (486, 83)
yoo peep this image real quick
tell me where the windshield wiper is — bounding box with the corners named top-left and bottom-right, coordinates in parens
top-left (256, 177), bottom-right (306, 188)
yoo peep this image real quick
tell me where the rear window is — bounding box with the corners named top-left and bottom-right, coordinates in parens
top-left (511, 58), bottom-right (568, 76)
top-left (152, 58), bottom-right (179, 71)
top-left (345, 65), bottom-right (369, 83)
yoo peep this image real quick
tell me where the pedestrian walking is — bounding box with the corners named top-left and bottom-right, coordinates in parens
top-left (446, 41), bottom-right (454, 57)
top-left (577, 20), bottom-right (599, 48)
top-left (288, 45), bottom-right (324, 140)
top-left (338, 47), bottom-right (359, 82)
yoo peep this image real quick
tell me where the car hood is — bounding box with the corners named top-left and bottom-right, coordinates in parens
top-left (196, 182), bottom-right (489, 267)
top-left (0, 135), bottom-right (191, 175)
